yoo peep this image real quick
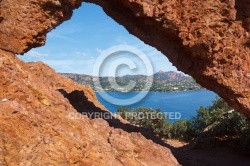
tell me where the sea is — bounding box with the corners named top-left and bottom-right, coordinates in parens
top-left (96, 90), bottom-right (217, 122)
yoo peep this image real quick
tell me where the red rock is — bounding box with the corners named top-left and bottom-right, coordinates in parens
top-left (84, 0), bottom-right (250, 117)
top-left (0, 0), bottom-right (250, 164)
top-left (0, 49), bottom-right (179, 165)
top-left (0, 0), bottom-right (249, 117)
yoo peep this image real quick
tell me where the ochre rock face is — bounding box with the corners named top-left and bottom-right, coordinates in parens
top-left (0, 49), bottom-right (179, 165)
top-left (0, 0), bottom-right (249, 164)
top-left (0, 1), bottom-right (181, 165)
top-left (0, 0), bottom-right (82, 53)
top-left (0, 0), bottom-right (249, 117)
top-left (85, 0), bottom-right (250, 117)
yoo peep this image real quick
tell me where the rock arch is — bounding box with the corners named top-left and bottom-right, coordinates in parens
top-left (0, 0), bottom-right (249, 117)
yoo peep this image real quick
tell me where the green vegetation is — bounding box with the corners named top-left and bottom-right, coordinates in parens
top-left (61, 71), bottom-right (203, 92)
top-left (118, 107), bottom-right (171, 137)
top-left (117, 98), bottom-right (250, 151)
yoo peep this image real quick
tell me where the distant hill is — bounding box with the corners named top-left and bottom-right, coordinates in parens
top-left (61, 71), bottom-right (203, 92)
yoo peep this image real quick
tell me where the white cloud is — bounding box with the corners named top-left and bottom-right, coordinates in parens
top-left (25, 50), bottom-right (49, 58)
top-left (95, 48), bottom-right (104, 54)
top-left (74, 51), bottom-right (87, 57)
top-left (47, 33), bottom-right (80, 43)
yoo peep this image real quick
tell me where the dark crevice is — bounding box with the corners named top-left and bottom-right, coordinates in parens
top-left (57, 88), bottom-right (190, 165)
top-left (235, 0), bottom-right (250, 32)
top-left (0, 48), bottom-right (17, 55)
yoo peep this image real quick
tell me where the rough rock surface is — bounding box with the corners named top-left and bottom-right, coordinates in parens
top-left (0, 49), bottom-right (179, 165)
top-left (0, 0), bottom-right (82, 53)
top-left (1, 0), bottom-right (249, 117)
top-left (86, 0), bottom-right (250, 117)
top-left (0, 0), bottom-right (250, 164)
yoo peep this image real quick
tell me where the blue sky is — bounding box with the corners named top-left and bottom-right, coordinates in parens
top-left (19, 3), bottom-right (178, 76)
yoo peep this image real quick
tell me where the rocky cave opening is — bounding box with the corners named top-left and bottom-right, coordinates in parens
top-left (0, 0), bottom-right (250, 165)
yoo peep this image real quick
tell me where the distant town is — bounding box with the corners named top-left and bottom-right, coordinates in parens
top-left (61, 71), bottom-right (203, 92)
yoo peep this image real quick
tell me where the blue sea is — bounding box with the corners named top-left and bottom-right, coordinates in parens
top-left (96, 90), bottom-right (217, 122)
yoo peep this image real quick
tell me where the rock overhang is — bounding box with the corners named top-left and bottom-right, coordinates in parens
top-left (0, 0), bottom-right (249, 117)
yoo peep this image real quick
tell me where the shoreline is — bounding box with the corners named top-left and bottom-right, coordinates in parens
top-left (94, 88), bottom-right (207, 93)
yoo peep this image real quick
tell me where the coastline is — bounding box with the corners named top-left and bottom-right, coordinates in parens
top-left (94, 88), bottom-right (207, 93)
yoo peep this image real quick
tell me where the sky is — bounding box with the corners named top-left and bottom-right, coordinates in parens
top-left (18, 2), bottom-right (178, 76)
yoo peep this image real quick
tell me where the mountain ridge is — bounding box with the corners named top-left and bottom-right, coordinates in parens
top-left (61, 71), bottom-right (203, 92)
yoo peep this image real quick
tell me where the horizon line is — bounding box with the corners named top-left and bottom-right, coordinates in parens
top-left (59, 70), bottom-right (190, 77)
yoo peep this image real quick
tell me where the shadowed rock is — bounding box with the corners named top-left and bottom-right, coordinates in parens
top-left (0, 0), bottom-right (249, 117)
top-left (0, 49), bottom-right (179, 165)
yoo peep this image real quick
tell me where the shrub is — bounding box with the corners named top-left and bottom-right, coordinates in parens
top-left (117, 107), bottom-right (171, 138)
top-left (170, 119), bottom-right (191, 141)
top-left (117, 97), bottom-right (250, 151)
top-left (189, 98), bottom-right (250, 151)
